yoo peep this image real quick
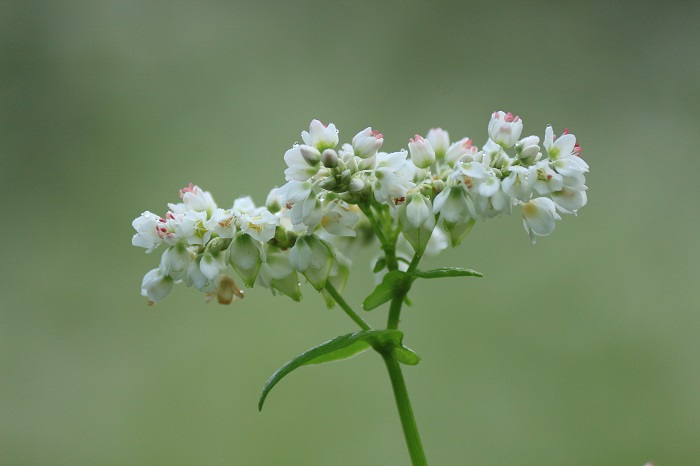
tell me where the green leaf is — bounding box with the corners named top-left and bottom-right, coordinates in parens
top-left (411, 267), bottom-right (483, 279)
top-left (392, 345), bottom-right (421, 365)
top-left (362, 271), bottom-right (411, 311)
top-left (258, 329), bottom-right (405, 411)
top-left (372, 257), bottom-right (387, 273)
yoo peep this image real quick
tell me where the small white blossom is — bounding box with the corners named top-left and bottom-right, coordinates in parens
top-left (320, 200), bottom-right (359, 237)
top-left (132, 211), bottom-right (164, 253)
top-left (288, 235), bottom-right (334, 291)
top-left (239, 210), bottom-right (279, 243)
top-left (408, 135), bottom-right (436, 169)
top-left (433, 186), bottom-right (475, 224)
top-left (372, 151), bottom-right (415, 205)
top-left (205, 208), bottom-right (237, 238)
top-left (199, 251), bottom-right (226, 281)
top-left (502, 165), bottom-right (536, 202)
top-left (522, 197), bottom-right (561, 244)
top-left (284, 145), bottom-right (321, 181)
top-left (488, 111), bottom-right (523, 148)
top-left (445, 138), bottom-right (478, 166)
top-left (302, 119), bottom-right (339, 151)
top-left (352, 127), bottom-right (383, 159)
top-left (141, 268), bottom-right (174, 303)
top-left (405, 193), bottom-right (433, 229)
top-left (228, 233), bottom-right (263, 287)
top-left (426, 128), bottom-right (450, 159)
top-left (160, 244), bottom-right (195, 281)
top-left (551, 186), bottom-right (588, 214)
top-left (178, 183), bottom-right (217, 215)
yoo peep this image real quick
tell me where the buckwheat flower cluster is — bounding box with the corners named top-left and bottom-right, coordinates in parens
top-left (132, 112), bottom-right (589, 304)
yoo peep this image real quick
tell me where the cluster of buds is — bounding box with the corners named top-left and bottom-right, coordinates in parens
top-left (132, 112), bottom-right (589, 303)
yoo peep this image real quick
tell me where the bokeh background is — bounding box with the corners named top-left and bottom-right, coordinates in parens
top-left (2, 0), bottom-right (699, 464)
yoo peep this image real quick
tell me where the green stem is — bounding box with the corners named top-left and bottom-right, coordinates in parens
top-left (381, 351), bottom-right (428, 466)
top-left (359, 203), bottom-right (389, 247)
top-left (324, 282), bottom-right (372, 331)
top-left (387, 294), bottom-right (404, 330)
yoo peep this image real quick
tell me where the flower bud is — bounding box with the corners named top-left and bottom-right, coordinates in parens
top-left (288, 235), bottom-right (334, 291)
top-left (228, 233), bottom-right (262, 287)
top-left (488, 111), bottom-right (523, 148)
top-left (321, 149), bottom-right (339, 168)
top-left (265, 188), bottom-right (282, 214)
top-left (426, 128), bottom-right (450, 159)
top-left (515, 135), bottom-right (541, 164)
top-left (400, 194), bottom-right (435, 253)
top-left (352, 127), bottom-right (383, 159)
top-left (408, 135), bottom-right (436, 169)
top-left (299, 145), bottom-right (322, 166)
top-left (348, 177), bottom-right (364, 193)
top-left (200, 251), bottom-right (225, 280)
top-left (141, 268), bottom-right (174, 304)
top-left (265, 253), bottom-right (302, 301)
top-left (159, 243), bottom-right (194, 281)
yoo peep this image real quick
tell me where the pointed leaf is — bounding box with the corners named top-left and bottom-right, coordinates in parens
top-left (362, 271), bottom-right (411, 311)
top-left (372, 257), bottom-right (387, 273)
top-left (392, 345), bottom-right (421, 366)
top-left (258, 329), bottom-right (404, 411)
top-left (411, 267), bottom-right (483, 279)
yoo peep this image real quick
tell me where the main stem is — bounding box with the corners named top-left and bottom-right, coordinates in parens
top-left (381, 350), bottom-right (428, 466)
top-left (359, 202), bottom-right (429, 464)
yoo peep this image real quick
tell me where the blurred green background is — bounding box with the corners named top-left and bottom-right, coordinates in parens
top-left (2, 0), bottom-right (699, 464)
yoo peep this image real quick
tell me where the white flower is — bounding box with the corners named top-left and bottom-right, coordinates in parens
top-left (232, 196), bottom-right (258, 215)
top-left (239, 209), bottom-right (280, 243)
top-left (405, 193), bottom-right (433, 229)
top-left (276, 180), bottom-right (313, 204)
top-left (199, 251), bottom-right (226, 281)
top-left (205, 208), bottom-right (237, 238)
top-left (289, 193), bottom-right (323, 231)
top-left (426, 128), bottom-right (450, 158)
top-left (502, 165), bottom-right (536, 202)
top-left (132, 211), bottom-right (164, 253)
top-left (400, 194), bottom-right (435, 253)
top-left (301, 119), bottom-right (339, 151)
top-left (228, 233), bottom-right (263, 287)
top-left (288, 235), bottom-right (334, 291)
top-left (258, 252), bottom-right (301, 301)
top-left (515, 135), bottom-right (541, 164)
top-left (445, 138), bottom-right (478, 166)
top-left (544, 126), bottom-right (578, 161)
top-left (178, 183), bottom-right (217, 215)
top-left (522, 197), bottom-right (561, 244)
top-left (457, 161), bottom-right (489, 194)
top-left (433, 186), bottom-right (474, 224)
top-left (551, 186), bottom-right (588, 214)
top-left (180, 210), bottom-right (210, 246)
top-left (408, 135), bottom-right (436, 169)
top-left (141, 268), bottom-right (174, 303)
top-left (159, 244), bottom-right (195, 280)
top-left (186, 260), bottom-right (210, 291)
top-left (284, 145), bottom-right (321, 181)
top-left (352, 127), bottom-right (383, 159)
top-left (488, 111), bottom-right (523, 148)
top-left (371, 151), bottom-right (415, 205)
top-left (532, 160), bottom-right (564, 195)
top-left (320, 200), bottom-right (359, 237)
